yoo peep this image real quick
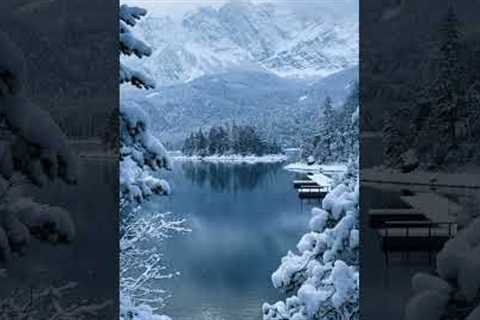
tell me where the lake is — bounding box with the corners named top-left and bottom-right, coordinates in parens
top-left (143, 160), bottom-right (314, 320)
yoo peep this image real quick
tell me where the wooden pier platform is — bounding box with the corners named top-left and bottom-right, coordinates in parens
top-left (298, 187), bottom-right (329, 199)
top-left (368, 207), bottom-right (457, 264)
top-left (293, 172), bottom-right (333, 199)
top-left (293, 180), bottom-right (319, 189)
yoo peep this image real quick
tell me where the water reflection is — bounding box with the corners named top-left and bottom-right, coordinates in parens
top-left (147, 160), bottom-right (309, 320)
top-left (181, 161), bottom-right (283, 192)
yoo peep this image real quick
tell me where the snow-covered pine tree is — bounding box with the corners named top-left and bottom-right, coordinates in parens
top-left (119, 5), bottom-right (180, 320)
top-left (263, 86), bottom-right (359, 320)
top-left (195, 129), bottom-right (208, 157)
top-left (208, 127), bottom-right (219, 156)
top-left (181, 133), bottom-right (195, 156)
top-left (217, 126), bottom-right (230, 155)
top-left (119, 4), bottom-right (170, 205)
top-left (341, 84), bottom-right (359, 161)
top-left (429, 5), bottom-right (464, 146)
top-left (102, 109), bottom-right (119, 153)
top-left (383, 111), bottom-right (405, 168)
top-left (263, 164), bottom-right (359, 320)
top-left (465, 82), bottom-right (480, 143)
top-left (311, 97), bottom-right (335, 162)
top-left (0, 31), bottom-right (78, 264)
top-left (406, 5), bottom-right (472, 168)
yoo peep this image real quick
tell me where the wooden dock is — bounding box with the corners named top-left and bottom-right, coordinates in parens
top-left (293, 180), bottom-right (319, 188)
top-left (368, 208), bottom-right (457, 264)
top-left (298, 187), bottom-right (329, 199)
top-left (294, 173), bottom-right (332, 199)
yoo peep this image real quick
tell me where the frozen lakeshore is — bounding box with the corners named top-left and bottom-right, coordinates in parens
top-left (169, 153), bottom-right (289, 164)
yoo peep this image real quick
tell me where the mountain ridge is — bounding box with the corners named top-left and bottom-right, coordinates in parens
top-left (122, 66), bottom-right (358, 148)
top-left (128, 0), bottom-right (358, 86)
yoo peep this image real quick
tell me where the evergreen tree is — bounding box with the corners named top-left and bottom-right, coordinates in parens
top-left (429, 5), bottom-right (464, 145)
top-left (312, 96), bottom-right (336, 162)
top-left (195, 130), bottom-right (208, 156)
top-left (217, 126), bottom-right (230, 155)
top-left (0, 31), bottom-right (77, 263)
top-left (383, 111), bottom-right (404, 168)
top-left (181, 133), bottom-right (194, 156)
top-left (301, 137), bottom-right (315, 160)
top-left (119, 5), bottom-right (170, 204)
top-left (323, 96), bottom-right (335, 130)
top-left (301, 89), bottom-right (360, 164)
top-left (119, 6), bottom-right (178, 320)
top-left (208, 127), bottom-right (220, 155)
top-left (466, 82), bottom-right (480, 140)
top-left (102, 109), bottom-right (118, 153)
top-left (182, 124), bottom-right (282, 157)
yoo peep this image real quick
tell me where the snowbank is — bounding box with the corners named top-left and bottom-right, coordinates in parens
top-left (171, 154), bottom-right (288, 164)
top-left (406, 215), bottom-right (480, 320)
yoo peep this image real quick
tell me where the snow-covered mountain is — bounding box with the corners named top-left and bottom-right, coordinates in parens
top-left (131, 0), bottom-right (358, 86)
top-left (122, 67), bottom-right (358, 148)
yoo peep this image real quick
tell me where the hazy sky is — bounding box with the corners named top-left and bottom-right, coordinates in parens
top-left (122, 0), bottom-right (358, 21)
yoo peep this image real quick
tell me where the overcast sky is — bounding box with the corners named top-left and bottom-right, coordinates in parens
top-left (122, 0), bottom-right (358, 21)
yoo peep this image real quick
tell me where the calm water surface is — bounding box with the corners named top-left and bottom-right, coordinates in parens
top-left (146, 160), bottom-right (313, 320)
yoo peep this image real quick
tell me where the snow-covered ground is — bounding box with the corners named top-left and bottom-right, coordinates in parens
top-left (170, 154), bottom-right (289, 164)
top-left (308, 173), bottom-right (334, 188)
top-left (362, 167), bottom-right (480, 188)
top-left (284, 162), bottom-right (348, 175)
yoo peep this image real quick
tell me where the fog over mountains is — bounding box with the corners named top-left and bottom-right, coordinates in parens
top-left (123, 0), bottom-right (358, 148)
top-left (123, 67), bottom-right (358, 148)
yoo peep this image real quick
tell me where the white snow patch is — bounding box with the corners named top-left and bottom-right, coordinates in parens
top-left (172, 154), bottom-right (288, 164)
top-left (284, 162), bottom-right (348, 175)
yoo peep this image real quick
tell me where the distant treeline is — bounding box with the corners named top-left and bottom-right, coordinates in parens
top-left (182, 124), bottom-right (283, 156)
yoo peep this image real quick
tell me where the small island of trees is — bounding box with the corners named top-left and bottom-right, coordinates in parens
top-left (182, 124), bottom-right (283, 157)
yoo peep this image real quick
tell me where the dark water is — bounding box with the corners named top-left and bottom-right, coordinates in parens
top-left (1, 159), bottom-right (117, 313)
top-left (361, 137), bottom-right (480, 319)
top-left (146, 161), bottom-right (312, 320)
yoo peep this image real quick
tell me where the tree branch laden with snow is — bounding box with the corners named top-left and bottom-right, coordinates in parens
top-left (0, 282), bottom-right (111, 319)
top-left (263, 164), bottom-right (359, 320)
top-left (406, 214), bottom-right (480, 320)
top-left (119, 5), bottom-right (185, 320)
top-left (0, 31), bottom-right (78, 264)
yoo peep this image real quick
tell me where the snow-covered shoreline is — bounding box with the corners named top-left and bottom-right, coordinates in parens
top-left (284, 162), bottom-right (348, 174)
top-left (362, 167), bottom-right (480, 189)
top-left (169, 153), bottom-right (289, 164)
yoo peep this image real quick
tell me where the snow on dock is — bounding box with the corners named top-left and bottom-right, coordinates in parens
top-left (309, 173), bottom-right (333, 187)
top-left (294, 172), bottom-right (333, 199)
top-left (400, 193), bottom-right (461, 223)
top-left (287, 163), bottom-right (342, 199)
top-left (293, 180), bottom-right (319, 188)
top-left (284, 162), bottom-right (347, 175)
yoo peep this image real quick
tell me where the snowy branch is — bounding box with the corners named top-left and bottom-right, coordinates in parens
top-left (264, 165), bottom-right (359, 320)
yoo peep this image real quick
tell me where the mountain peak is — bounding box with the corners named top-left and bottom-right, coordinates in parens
top-left (134, 1), bottom-right (358, 86)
